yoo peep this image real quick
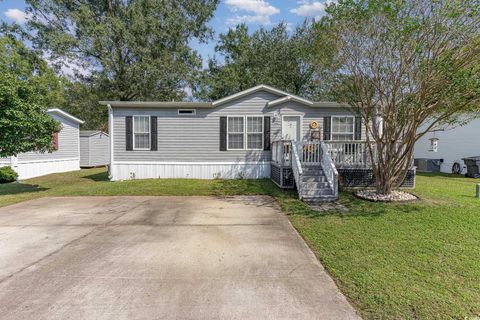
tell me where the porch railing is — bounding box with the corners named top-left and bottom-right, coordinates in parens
top-left (272, 140), bottom-right (371, 168)
top-left (291, 141), bottom-right (304, 198)
top-left (320, 142), bottom-right (338, 198)
top-left (324, 141), bottom-right (371, 168)
top-left (298, 142), bottom-right (322, 165)
top-left (272, 140), bottom-right (292, 166)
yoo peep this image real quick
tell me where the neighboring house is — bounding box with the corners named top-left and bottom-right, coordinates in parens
top-left (80, 131), bottom-right (110, 167)
top-left (0, 109), bottom-right (84, 180)
top-left (101, 85), bottom-right (415, 202)
top-left (414, 118), bottom-right (480, 174)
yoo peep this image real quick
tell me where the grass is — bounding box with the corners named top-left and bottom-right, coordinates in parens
top-left (286, 173), bottom-right (480, 319)
top-left (0, 168), bottom-right (479, 319)
top-left (0, 167), bottom-right (290, 208)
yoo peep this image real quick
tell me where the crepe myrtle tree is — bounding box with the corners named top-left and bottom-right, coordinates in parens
top-left (0, 37), bottom-right (61, 157)
top-left (315, 0), bottom-right (480, 194)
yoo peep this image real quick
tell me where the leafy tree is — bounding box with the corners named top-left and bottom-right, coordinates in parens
top-left (60, 81), bottom-right (109, 131)
top-left (0, 36), bottom-right (61, 157)
top-left (24, 0), bottom-right (219, 101)
top-left (315, 0), bottom-right (480, 195)
top-left (196, 22), bottom-right (323, 101)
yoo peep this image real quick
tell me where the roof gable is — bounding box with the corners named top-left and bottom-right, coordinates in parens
top-left (47, 108), bottom-right (84, 124)
top-left (212, 84), bottom-right (313, 107)
top-left (98, 85), bottom-right (347, 109)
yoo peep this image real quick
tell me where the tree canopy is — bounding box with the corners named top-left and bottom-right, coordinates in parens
top-left (196, 22), bottom-right (323, 101)
top-left (0, 36), bottom-right (61, 157)
top-left (315, 0), bottom-right (480, 194)
top-left (25, 0), bottom-right (219, 101)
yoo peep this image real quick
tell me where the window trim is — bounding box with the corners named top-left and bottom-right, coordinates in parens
top-left (132, 115), bottom-right (151, 150)
top-left (246, 115), bottom-right (264, 150)
top-left (226, 115), bottom-right (246, 151)
top-left (178, 109), bottom-right (196, 116)
top-left (226, 115), bottom-right (265, 151)
top-left (331, 115), bottom-right (355, 141)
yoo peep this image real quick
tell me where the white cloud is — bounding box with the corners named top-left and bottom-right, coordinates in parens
top-left (285, 22), bottom-right (294, 33)
top-left (4, 8), bottom-right (30, 24)
top-left (290, 1), bottom-right (335, 21)
top-left (225, 0), bottom-right (280, 16)
top-left (227, 14), bottom-right (272, 25)
top-left (225, 0), bottom-right (280, 26)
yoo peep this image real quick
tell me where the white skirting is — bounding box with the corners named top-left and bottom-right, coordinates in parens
top-left (11, 158), bottom-right (80, 180)
top-left (110, 162), bottom-right (271, 181)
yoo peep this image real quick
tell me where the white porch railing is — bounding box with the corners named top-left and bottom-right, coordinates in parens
top-left (272, 140), bottom-right (292, 166)
top-left (291, 141), bottom-right (304, 197)
top-left (299, 142), bottom-right (322, 165)
top-left (320, 142), bottom-right (338, 198)
top-left (324, 141), bottom-right (371, 168)
top-left (273, 140), bottom-right (371, 168)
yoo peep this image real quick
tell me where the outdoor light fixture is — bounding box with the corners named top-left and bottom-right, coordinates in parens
top-left (273, 110), bottom-right (281, 121)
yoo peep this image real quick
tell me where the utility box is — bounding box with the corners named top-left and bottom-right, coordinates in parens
top-left (462, 156), bottom-right (480, 178)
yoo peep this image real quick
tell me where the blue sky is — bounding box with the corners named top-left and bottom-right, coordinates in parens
top-left (0, 0), bottom-right (330, 65)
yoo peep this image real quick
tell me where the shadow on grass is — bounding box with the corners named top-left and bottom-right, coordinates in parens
top-left (210, 179), bottom-right (292, 197)
top-left (0, 182), bottom-right (48, 196)
top-left (283, 191), bottom-right (422, 219)
top-left (82, 171), bottom-right (109, 182)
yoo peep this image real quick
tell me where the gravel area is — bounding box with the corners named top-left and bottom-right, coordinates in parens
top-left (355, 190), bottom-right (418, 202)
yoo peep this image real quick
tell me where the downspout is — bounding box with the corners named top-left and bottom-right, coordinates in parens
top-left (108, 104), bottom-right (114, 180)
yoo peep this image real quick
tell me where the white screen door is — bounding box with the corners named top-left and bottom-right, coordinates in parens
top-left (282, 116), bottom-right (301, 141)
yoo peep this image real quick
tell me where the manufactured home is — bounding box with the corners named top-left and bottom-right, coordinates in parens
top-left (80, 131), bottom-right (110, 167)
top-left (414, 118), bottom-right (480, 174)
top-left (102, 85), bottom-right (415, 202)
top-left (0, 109), bottom-right (84, 180)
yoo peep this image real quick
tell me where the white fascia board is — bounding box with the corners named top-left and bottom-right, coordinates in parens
top-left (99, 101), bottom-right (213, 108)
top-left (212, 84), bottom-right (313, 107)
top-left (267, 95), bottom-right (314, 108)
top-left (47, 108), bottom-right (85, 124)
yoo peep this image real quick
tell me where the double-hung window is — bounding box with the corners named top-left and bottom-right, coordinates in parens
top-left (227, 116), bottom-right (264, 150)
top-left (227, 116), bottom-right (245, 150)
top-left (331, 116), bottom-right (355, 141)
top-left (133, 115), bottom-right (150, 150)
top-left (246, 116), bottom-right (263, 150)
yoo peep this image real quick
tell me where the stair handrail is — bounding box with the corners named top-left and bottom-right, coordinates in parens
top-left (291, 141), bottom-right (304, 198)
top-left (320, 141), bottom-right (339, 199)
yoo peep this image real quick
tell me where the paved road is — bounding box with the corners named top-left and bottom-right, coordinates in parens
top-left (0, 196), bottom-right (359, 319)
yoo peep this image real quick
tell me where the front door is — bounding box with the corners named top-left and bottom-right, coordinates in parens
top-left (282, 116), bottom-right (301, 141)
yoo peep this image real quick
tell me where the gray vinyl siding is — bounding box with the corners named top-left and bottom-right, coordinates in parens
top-left (80, 133), bottom-right (110, 167)
top-left (79, 136), bottom-right (90, 167)
top-left (112, 91), bottom-right (363, 163)
top-left (90, 133), bottom-right (109, 166)
top-left (17, 114), bottom-right (80, 162)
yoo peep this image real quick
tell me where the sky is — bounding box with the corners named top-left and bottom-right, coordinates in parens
top-left (0, 0), bottom-right (331, 66)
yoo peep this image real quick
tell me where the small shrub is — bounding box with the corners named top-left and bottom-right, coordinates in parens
top-left (0, 166), bottom-right (18, 183)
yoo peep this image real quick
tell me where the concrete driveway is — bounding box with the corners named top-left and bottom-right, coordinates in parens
top-left (0, 196), bottom-right (359, 320)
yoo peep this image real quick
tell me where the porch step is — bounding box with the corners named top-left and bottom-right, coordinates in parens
top-left (302, 181), bottom-right (331, 189)
top-left (302, 166), bottom-right (323, 175)
top-left (302, 196), bottom-right (337, 204)
top-left (301, 175), bottom-right (327, 183)
top-left (301, 188), bottom-right (334, 197)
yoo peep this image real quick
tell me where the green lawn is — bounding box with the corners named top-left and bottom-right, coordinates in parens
top-left (0, 168), bottom-right (479, 319)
